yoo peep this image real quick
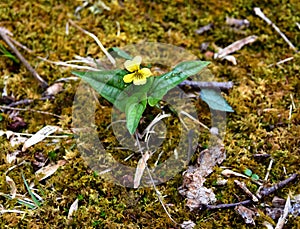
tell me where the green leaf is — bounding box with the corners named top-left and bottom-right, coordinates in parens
top-left (114, 77), bottom-right (154, 112)
top-left (22, 173), bottom-right (41, 207)
top-left (243, 168), bottom-right (253, 177)
top-left (108, 47), bottom-right (133, 60)
top-left (114, 78), bottom-right (153, 133)
top-left (172, 60), bottom-right (210, 76)
top-left (0, 43), bottom-right (19, 63)
top-left (251, 174), bottom-right (260, 180)
top-left (73, 69), bottom-right (128, 108)
top-left (124, 94), bottom-right (147, 134)
top-left (1, 193), bottom-right (36, 209)
top-left (148, 60), bottom-right (210, 106)
top-left (200, 89), bottom-right (234, 112)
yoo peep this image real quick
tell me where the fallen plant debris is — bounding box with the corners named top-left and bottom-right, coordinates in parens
top-left (225, 17), bottom-right (250, 28)
top-left (0, 27), bottom-right (48, 89)
top-left (195, 23), bottom-right (214, 35)
top-left (203, 173), bottom-right (298, 210)
top-left (0, 0), bottom-right (300, 228)
top-left (235, 205), bottom-right (257, 226)
top-left (214, 35), bottom-right (258, 60)
top-left (254, 7), bottom-right (298, 52)
top-left (178, 144), bottom-right (226, 211)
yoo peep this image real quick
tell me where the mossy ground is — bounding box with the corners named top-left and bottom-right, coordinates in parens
top-left (0, 0), bottom-right (300, 228)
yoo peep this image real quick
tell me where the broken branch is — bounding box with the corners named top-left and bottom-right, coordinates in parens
top-left (259, 173), bottom-right (298, 197)
top-left (179, 80), bottom-right (234, 90)
top-left (204, 173), bottom-right (298, 211)
top-left (204, 200), bottom-right (252, 210)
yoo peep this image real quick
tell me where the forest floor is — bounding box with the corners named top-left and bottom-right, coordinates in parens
top-left (0, 0), bottom-right (299, 228)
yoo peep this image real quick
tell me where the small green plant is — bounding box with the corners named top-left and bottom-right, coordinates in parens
top-left (73, 48), bottom-right (232, 134)
top-left (0, 43), bottom-right (19, 63)
top-left (243, 168), bottom-right (260, 180)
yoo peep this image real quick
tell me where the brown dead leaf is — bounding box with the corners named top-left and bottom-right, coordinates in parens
top-left (5, 176), bottom-right (17, 198)
top-left (10, 135), bottom-right (28, 147)
top-left (8, 116), bottom-right (27, 131)
top-left (134, 151), bottom-right (150, 188)
top-left (197, 144), bottom-right (226, 176)
top-left (22, 125), bottom-right (58, 151)
top-left (6, 150), bottom-right (20, 164)
top-left (44, 83), bottom-right (64, 96)
top-left (35, 160), bottom-right (66, 181)
top-left (180, 220), bottom-right (196, 229)
top-left (235, 205), bottom-right (256, 225)
top-left (215, 35), bottom-right (258, 59)
top-left (67, 198), bottom-right (79, 220)
top-left (179, 144), bottom-right (225, 210)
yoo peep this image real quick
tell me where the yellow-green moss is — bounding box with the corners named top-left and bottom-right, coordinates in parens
top-left (0, 0), bottom-right (300, 228)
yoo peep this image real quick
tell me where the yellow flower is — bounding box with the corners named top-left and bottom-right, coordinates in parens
top-left (123, 56), bottom-right (152, 85)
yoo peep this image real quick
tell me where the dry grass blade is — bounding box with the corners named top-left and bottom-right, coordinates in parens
top-left (215, 35), bottom-right (258, 59)
top-left (37, 56), bottom-right (101, 71)
top-left (21, 173), bottom-right (41, 207)
top-left (5, 176), bottom-right (17, 198)
top-left (22, 125), bottom-right (58, 151)
top-left (35, 160), bottom-right (66, 181)
top-left (67, 198), bottom-right (79, 220)
top-left (134, 151), bottom-right (150, 188)
top-left (68, 19), bottom-right (116, 66)
top-left (254, 7), bottom-right (297, 52)
top-left (275, 195), bottom-right (291, 229)
top-left (135, 134), bottom-right (178, 225)
top-left (142, 113), bottom-right (171, 140)
top-left (234, 180), bottom-right (258, 202)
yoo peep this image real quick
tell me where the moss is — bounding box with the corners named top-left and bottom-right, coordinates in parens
top-left (0, 0), bottom-right (300, 228)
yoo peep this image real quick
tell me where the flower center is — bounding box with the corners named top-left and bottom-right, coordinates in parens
top-left (134, 71), bottom-right (144, 79)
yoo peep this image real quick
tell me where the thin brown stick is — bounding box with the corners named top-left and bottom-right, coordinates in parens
top-left (6, 96), bottom-right (51, 107)
top-left (254, 8), bottom-right (297, 52)
top-left (0, 105), bottom-right (62, 118)
top-left (259, 173), bottom-right (298, 197)
top-left (205, 173), bottom-right (298, 211)
top-left (268, 56), bottom-right (295, 68)
top-left (0, 27), bottom-right (48, 89)
top-left (68, 19), bottom-right (116, 66)
top-left (204, 200), bottom-right (252, 210)
top-left (179, 80), bottom-right (234, 90)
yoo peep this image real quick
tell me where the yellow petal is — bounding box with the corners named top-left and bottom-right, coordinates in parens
top-left (124, 56), bottom-right (142, 72)
top-left (133, 78), bottom-right (147, 85)
top-left (123, 73), bottom-right (135, 83)
top-left (139, 68), bottom-right (152, 78)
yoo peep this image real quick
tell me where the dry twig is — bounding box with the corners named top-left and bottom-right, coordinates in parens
top-left (68, 19), bottom-right (116, 66)
top-left (268, 56), bottom-right (295, 67)
top-left (254, 7), bottom-right (298, 52)
top-left (204, 200), bottom-right (252, 210)
top-left (259, 173), bottom-right (298, 197)
top-left (0, 105), bottom-right (62, 118)
top-left (179, 80), bottom-right (234, 90)
top-left (204, 173), bottom-right (298, 210)
top-left (5, 96), bottom-right (52, 107)
top-left (214, 35), bottom-right (258, 59)
top-left (0, 27), bottom-right (48, 89)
